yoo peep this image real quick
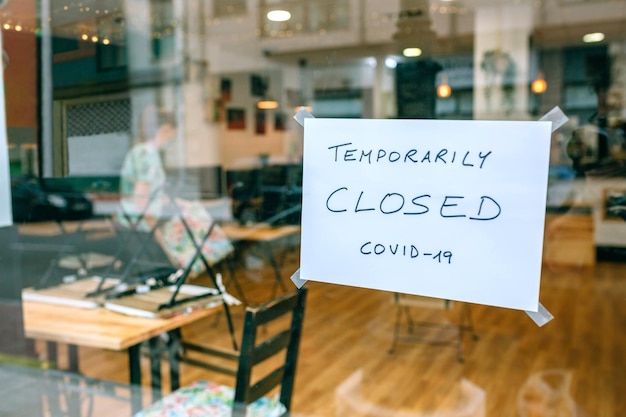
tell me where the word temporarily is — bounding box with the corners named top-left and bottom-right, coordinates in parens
top-left (326, 187), bottom-right (502, 220)
top-left (327, 142), bottom-right (493, 169)
top-left (360, 242), bottom-right (453, 263)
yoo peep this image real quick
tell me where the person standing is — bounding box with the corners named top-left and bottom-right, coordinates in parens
top-left (118, 106), bottom-right (177, 231)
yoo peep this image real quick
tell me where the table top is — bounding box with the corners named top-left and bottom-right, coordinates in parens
top-left (221, 223), bottom-right (300, 242)
top-left (17, 219), bottom-right (112, 237)
top-left (22, 299), bottom-right (221, 351)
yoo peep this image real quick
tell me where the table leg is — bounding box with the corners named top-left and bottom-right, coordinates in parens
top-left (167, 329), bottom-right (182, 391)
top-left (148, 337), bottom-right (163, 389)
top-left (46, 341), bottom-right (57, 366)
top-left (128, 344), bottom-right (143, 413)
top-left (44, 342), bottom-right (63, 413)
top-left (262, 242), bottom-right (288, 296)
top-left (226, 254), bottom-right (248, 304)
top-left (68, 344), bottom-right (79, 373)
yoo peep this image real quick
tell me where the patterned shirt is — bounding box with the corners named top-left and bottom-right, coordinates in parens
top-left (118, 142), bottom-right (166, 231)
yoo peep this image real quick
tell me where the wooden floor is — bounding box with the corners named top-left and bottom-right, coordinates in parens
top-left (41, 253), bottom-right (626, 417)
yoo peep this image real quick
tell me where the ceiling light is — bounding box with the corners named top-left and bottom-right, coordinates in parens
top-left (385, 57), bottom-right (397, 69)
top-left (267, 10), bottom-right (291, 22)
top-left (531, 71), bottom-right (547, 94)
top-left (437, 75), bottom-right (452, 98)
top-left (583, 32), bottom-right (605, 43)
top-left (258, 99), bottom-right (279, 110)
top-left (403, 47), bottom-right (422, 58)
top-left (295, 105), bottom-right (313, 113)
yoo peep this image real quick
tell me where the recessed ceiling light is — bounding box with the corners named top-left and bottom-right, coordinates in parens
top-left (583, 32), bottom-right (605, 43)
top-left (365, 57), bottom-right (377, 67)
top-left (258, 99), bottom-right (279, 109)
top-left (385, 57), bottom-right (397, 69)
top-left (267, 10), bottom-right (291, 22)
top-left (403, 47), bottom-right (422, 58)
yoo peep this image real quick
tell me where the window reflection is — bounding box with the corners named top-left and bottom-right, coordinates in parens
top-left (1, 1), bottom-right (626, 417)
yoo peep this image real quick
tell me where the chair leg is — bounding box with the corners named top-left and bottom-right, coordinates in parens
top-left (456, 303), bottom-right (478, 363)
top-left (232, 402), bottom-right (247, 417)
top-left (388, 300), bottom-right (403, 354)
top-left (403, 305), bottom-right (415, 333)
top-left (226, 256), bottom-right (248, 305)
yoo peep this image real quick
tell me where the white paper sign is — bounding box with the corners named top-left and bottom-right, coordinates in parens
top-left (300, 118), bottom-right (552, 311)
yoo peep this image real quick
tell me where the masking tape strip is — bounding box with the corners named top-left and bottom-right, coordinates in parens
top-left (523, 107), bottom-right (569, 326)
top-left (540, 106), bottom-right (569, 132)
top-left (525, 302), bottom-right (554, 327)
top-left (290, 268), bottom-right (307, 289)
top-left (294, 106), bottom-right (315, 126)
top-left (290, 108), bottom-right (316, 288)
top-left (292, 107), bottom-right (562, 322)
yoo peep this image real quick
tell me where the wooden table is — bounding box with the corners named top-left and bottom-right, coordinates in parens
top-left (22, 299), bottom-right (221, 412)
top-left (221, 223), bottom-right (301, 298)
top-left (221, 223), bottom-right (300, 242)
top-left (17, 218), bottom-right (113, 237)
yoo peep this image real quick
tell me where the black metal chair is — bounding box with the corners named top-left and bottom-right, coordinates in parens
top-left (133, 287), bottom-right (308, 417)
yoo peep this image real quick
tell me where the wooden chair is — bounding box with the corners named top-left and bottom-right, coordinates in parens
top-left (133, 287), bottom-right (308, 417)
top-left (388, 293), bottom-right (478, 363)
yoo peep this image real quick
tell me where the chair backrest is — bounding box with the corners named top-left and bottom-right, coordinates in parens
top-left (233, 287), bottom-right (308, 416)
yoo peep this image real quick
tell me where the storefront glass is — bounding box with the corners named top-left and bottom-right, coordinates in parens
top-left (1, 0), bottom-right (625, 416)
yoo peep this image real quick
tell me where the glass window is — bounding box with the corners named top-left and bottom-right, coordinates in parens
top-left (1, 1), bottom-right (625, 417)
top-left (214, 0), bottom-right (247, 18)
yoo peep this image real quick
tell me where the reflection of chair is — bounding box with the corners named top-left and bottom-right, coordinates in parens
top-left (517, 370), bottom-right (577, 417)
top-left (87, 188), bottom-right (176, 298)
top-left (389, 294), bottom-right (478, 363)
top-left (28, 218), bottom-right (117, 291)
top-left (335, 369), bottom-right (486, 417)
top-left (134, 287), bottom-right (308, 417)
top-left (0, 363), bottom-right (157, 417)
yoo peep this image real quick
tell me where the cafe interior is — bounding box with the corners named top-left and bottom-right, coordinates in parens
top-left (0, 0), bottom-right (625, 416)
